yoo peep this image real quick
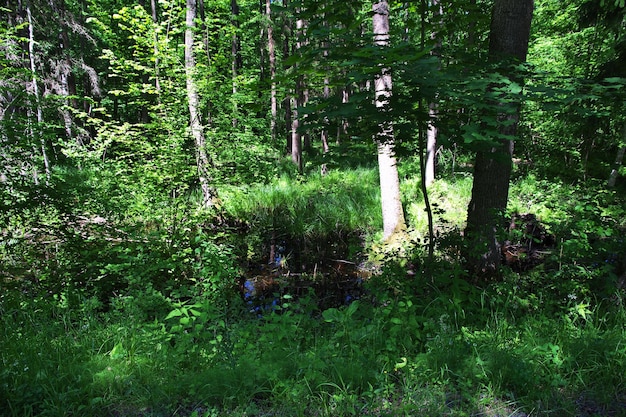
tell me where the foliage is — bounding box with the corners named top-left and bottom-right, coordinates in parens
top-left (220, 168), bottom-right (381, 263)
top-left (2, 0), bottom-right (626, 415)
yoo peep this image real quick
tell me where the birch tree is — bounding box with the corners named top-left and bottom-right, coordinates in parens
top-left (185, 0), bottom-right (215, 207)
top-left (373, 0), bottom-right (406, 241)
top-left (26, 1), bottom-right (50, 184)
top-left (266, 0), bottom-right (278, 142)
top-left (608, 124), bottom-right (626, 188)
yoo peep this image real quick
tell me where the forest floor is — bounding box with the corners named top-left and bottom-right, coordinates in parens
top-left (1, 171), bottom-right (626, 416)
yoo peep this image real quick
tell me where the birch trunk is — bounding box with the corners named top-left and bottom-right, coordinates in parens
top-left (150, 0), bottom-right (161, 94)
top-left (231, 0), bottom-right (241, 127)
top-left (425, 104), bottom-right (437, 187)
top-left (608, 124), bottom-right (626, 188)
top-left (425, 0), bottom-right (442, 187)
top-left (27, 2), bottom-right (50, 183)
top-left (185, 0), bottom-right (214, 207)
top-left (373, 0), bottom-right (406, 241)
top-left (266, 0), bottom-right (277, 142)
top-left (291, 14), bottom-right (304, 171)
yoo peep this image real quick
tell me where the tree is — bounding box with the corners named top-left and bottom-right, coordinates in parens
top-left (373, 0), bottom-right (406, 241)
top-left (185, 0), bottom-right (215, 207)
top-left (26, 0), bottom-right (50, 184)
top-left (231, 0), bottom-right (241, 127)
top-left (290, 12), bottom-right (304, 173)
top-left (464, 0), bottom-right (534, 276)
top-left (265, 0), bottom-right (278, 142)
top-left (608, 124), bottom-right (625, 187)
top-left (425, 0), bottom-right (442, 187)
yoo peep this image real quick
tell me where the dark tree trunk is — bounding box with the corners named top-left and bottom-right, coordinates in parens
top-left (464, 0), bottom-right (533, 277)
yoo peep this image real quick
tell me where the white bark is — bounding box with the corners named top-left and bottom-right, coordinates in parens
top-left (266, 0), bottom-right (277, 142)
top-left (373, 0), bottom-right (406, 241)
top-left (425, 0), bottom-right (442, 187)
top-left (608, 124), bottom-right (626, 188)
top-left (290, 14), bottom-right (304, 171)
top-left (27, 3), bottom-right (50, 183)
top-left (291, 96), bottom-right (302, 172)
top-left (150, 0), bottom-right (161, 94)
top-left (185, 0), bottom-right (213, 207)
top-left (425, 104), bottom-right (437, 187)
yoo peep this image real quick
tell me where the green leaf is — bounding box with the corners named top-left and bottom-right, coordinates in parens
top-left (109, 343), bottom-right (126, 359)
top-left (394, 357), bottom-right (408, 370)
top-left (322, 308), bottom-right (340, 323)
top-left (164, 309), bottom-right (182, 320)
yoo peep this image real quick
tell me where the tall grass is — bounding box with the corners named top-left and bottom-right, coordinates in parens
top-left (221, 168), bottom-right (382, 236)
top-left (219, 168), bottom-right (383, 264)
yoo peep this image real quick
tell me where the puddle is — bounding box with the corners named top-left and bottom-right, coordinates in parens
top-left (239, 258), bottom-right (371, 313)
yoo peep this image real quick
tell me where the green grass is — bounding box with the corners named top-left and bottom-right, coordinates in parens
top-left (220, 168), bottom-right (382, 237)
top-left (2, 280), bottom-right (625, 416)
top-left (2, 163), bottom-right (626, 416)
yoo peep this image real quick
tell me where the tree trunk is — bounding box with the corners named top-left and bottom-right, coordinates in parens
top-left (336, 87), bottom-right (349, 143)
top-left (150, 0), bottom-right (160, 95)
top-left (185, 0), bottom-right (214, 207)
top-left (373, 0), bottom-right (406, 241)
top-left (291, 14), bottom-right (304, 171)
top-left (425, 0), bottom-right (442, 187)
top-left (297, 16), bottom-right (310, 151)
top-left (26, 1), bottom-right (50, 183)
top-left (56, 0), bottom-right (78, 143)
top-left (231, 0), bottom-right (241, 127)
top-left (321, 65), bottom-right (330, 153)
top-left (291, 96), bottom-right (302, 172)
top-left (608, 124), bottom-right (626, 188)
top-left (464, 0), bottom-right (533, 277)
top-left (425, 104), bottom-right (437, 186)
top-left (266, 0), bottom-right (277, 142)
top-left (283, 0), bottom-right (292, 153)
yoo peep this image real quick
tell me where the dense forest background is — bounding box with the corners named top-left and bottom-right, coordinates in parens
top-left (1, 0), bottom-right (626, 416)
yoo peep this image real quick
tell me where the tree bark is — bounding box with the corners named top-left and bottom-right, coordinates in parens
top-left (464, 0), bottom-right (533, 277)
top-left (291, 14), bottom-right (304, 171)
top-left (425, 0), bottom-right (442, 187)
top-left (608, 124), bottom-right (626, 188)
top-left (266, 0), bottom-right (277, 142)
top-left (291, 96), bottom-right (302, 172)
top-left (425, 104), bottom-right (437, 186)
top-left (283, 0), bottom-right (292, 153)
top-left (26, 1), bottom-right (50, 183)
top-left (231, 0), bottom-right (241, 127)
top-left (336, 87), bottom-right (349, 143)
top-left (321, 34), bottom-right (330, 155)
top-left (373, 0), bottom-right (406, 241)
top-left (150, 0), bottom-right (160, 95)
top-left (185, 0), bottom-right (214, 207)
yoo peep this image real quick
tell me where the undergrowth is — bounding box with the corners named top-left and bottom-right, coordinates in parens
top-left (1, 271), bottom-right (625, 416)
top-left (2, 168), bottom-right (626, 416)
